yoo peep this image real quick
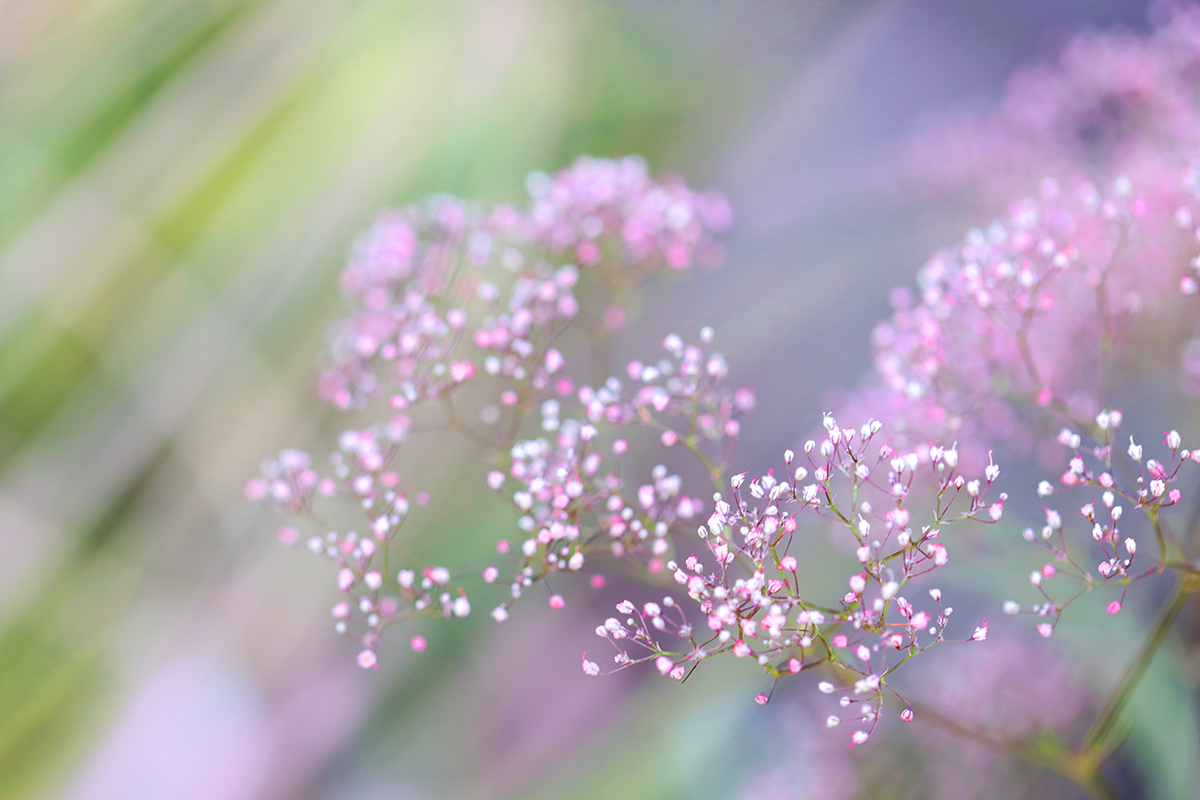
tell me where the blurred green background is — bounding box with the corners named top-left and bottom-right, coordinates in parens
top-left (3, 1), bottom-right (1194, 798)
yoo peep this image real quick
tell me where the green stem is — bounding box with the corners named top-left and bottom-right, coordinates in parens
top-left (1078, 769), bottom-right (1123, 800)
top-left (1150, 510), bottom-right (1168, 564)
top-left (1080, 576), bottom-right (1195, 759)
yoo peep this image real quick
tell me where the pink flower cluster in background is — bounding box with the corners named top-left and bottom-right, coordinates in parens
top-left (892, 2), bottom-right (1200, 415)
top-left (902, 6), bottom-right (1200, 204)
top-left (830, 5), bottom-right (1200, 665)
top-left (250, 157), bottom-right (733, 673)
top-left (317, 156), bottom-right (731, 410)
top-left (844, 170), bottom-right (1199, 468)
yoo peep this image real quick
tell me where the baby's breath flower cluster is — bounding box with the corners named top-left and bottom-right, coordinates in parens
top-left (585, 412), bottom-right (1003, 745)
top-left (318, 156), bottom-right (730, 411)
top-left (245, 428), bottom-right (467, 667)
top-left (1005, 412), bottom-right (1200, 636)
top-left (846, 157), bottom-right (1200, 645)
top-left (814, 29), bottom-right (1200, 747)
top-left (850, 7), bottom-right (1200, 467)
top-left (246, 11), bottom-right (1200, 792)
top-left (831, 10), bottom-right (1200, 787)
top-left (250, 204), bottom-right (1007, 743)
top-left (485, 329), bottom-right (750, 615)
top-left (853, 171), bottom-right (1199, 465)
top-left (249, 156), bottom-right (731, 668)
top-left (251, 31), bottom-right (1200, 764)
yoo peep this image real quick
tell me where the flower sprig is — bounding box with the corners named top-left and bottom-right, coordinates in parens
top-left (245, 427), bottom-right (471, 667)
top-left (1006, 410), bottom-right (1200, 636)
top-left (584, 412), bottom-right (1005, 745)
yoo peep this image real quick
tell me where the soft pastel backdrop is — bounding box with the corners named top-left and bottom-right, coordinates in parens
top-left (3, 1), bottom-right (1192, 799)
